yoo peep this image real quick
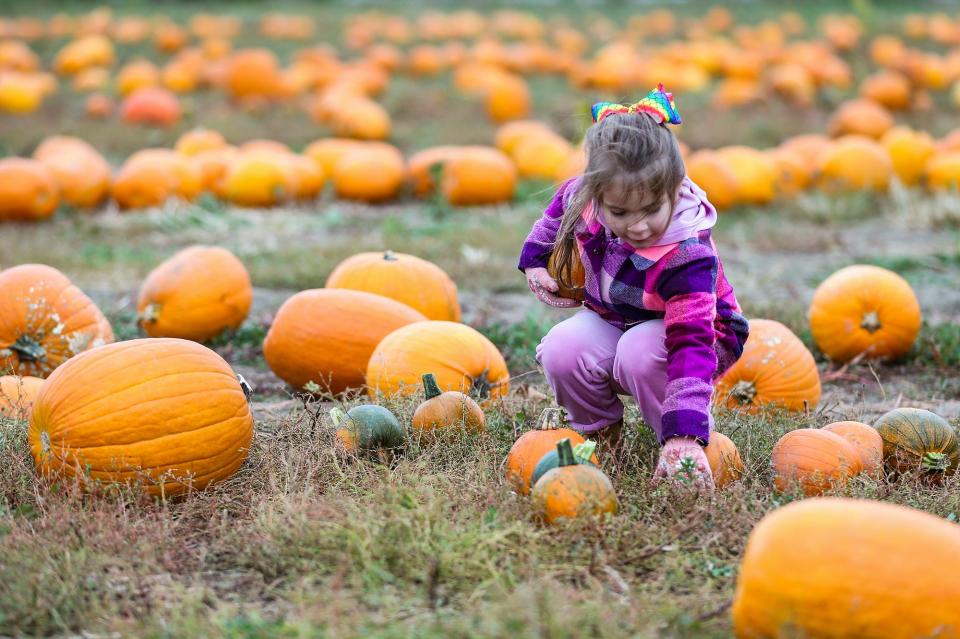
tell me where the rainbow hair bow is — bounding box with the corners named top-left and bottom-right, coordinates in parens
top-left (591, 83), bottom-right (682, 126)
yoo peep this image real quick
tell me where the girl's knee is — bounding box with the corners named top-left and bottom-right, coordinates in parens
top-left (614, 320), bottom-right (667, 379)
top-left (537, 315), bottom-right (616, 380)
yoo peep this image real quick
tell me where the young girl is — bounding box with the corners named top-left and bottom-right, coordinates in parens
top-left (518, 85), bottom-right (749, 489)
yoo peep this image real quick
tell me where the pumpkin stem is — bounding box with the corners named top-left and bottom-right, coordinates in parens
top-left (383, 250), bottom-right (397, 261)
top-left (729, 380), bottom-right (757, 405)
top-left (860, 311), bottom-right (881, 334)
top-left (922, 452), bottom-right (949, 473)
top-left (11, 335), bottom-right (46, 363)
top-left (556, 438), bottom-right (576, 467)
top-left (330, 407), bottom-right (348, 428)
top-left (574, 440), bottom-right (597, 463)
top-left (139, 303), bottom-right (160, 324)
top-left (421, 373), bottom-right (442, 400)
top-left (237, 373), bottom-right (253, 401)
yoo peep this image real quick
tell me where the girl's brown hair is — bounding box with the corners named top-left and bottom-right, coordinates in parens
top-left (551, 112), bottom-right (685, 291)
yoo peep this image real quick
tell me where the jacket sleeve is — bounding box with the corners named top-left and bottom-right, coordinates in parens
top-left (654, 247), bottom-right (720, 445)
top-left (517, 179), bottom-right (576, 272)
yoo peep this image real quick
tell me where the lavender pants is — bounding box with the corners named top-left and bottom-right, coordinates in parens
top-left (536, 309), bottom-right (714, 440)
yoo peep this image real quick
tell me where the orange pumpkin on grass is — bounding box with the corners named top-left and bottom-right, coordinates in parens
top-left (505, 408), bottom-right (588, 495)
top-left (411, 373), bottom-right (485, 436)
top-left (823, 420), bottom-right (884, 478)
top-left (531, 438), bottom-right (618, 524)
top-left (771, 428), bottom-right (862, 496)
top-left (441, 146), bottom-right (517, 205)
top-left (32, 136), bottom-right (111, 209)
top-left (704, 431), bottom-right (745, 488)
top-left (0, 158), bottom-right (59, 221)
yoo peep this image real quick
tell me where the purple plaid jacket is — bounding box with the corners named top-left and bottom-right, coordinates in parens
top-left (518, 178), bottom-right (749, 443)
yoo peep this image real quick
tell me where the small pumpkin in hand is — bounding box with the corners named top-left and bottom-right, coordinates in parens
top-left (332, 404), bottom-right (405, 457)
top-left (547, 248), bottom-right (585, 302)
top-left (704, 431), bottom-right (745, 488)
top-left (505, 408), bottom-right (588, 495)
top-left (771, 429), bottom-right (862, 496)
top-left (873, 407), bottom-right (958, 478)
top-left (824, 420), bottom-right (884, 478)
top-left (531, 438), bottom-right (618, 525)
top-left (530, 439), bottom-right (598, 490)
top-left (412, 373), bottom-right (485, 437)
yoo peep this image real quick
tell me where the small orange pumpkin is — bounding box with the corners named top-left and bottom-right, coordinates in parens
top-left (531, 438), bottom-right (618, 525)
top-left (411, 373), bottom-right (485, 436)
top-left (547, 248), bottom-right (585, 302)
top-left (704, 431), bottom-right (745, 488)
top-left (0, 158), bottom-right (59, 222)
top-left (332, 144), bottom-right (404, 203)
top-left (33, 136), bottom-right (111, 209)
top-left (325, 250), bottom-right (461, 322)
top-left (120, 87), bottom-right (182, 128)
top-left (505, 409), bottom-right (588, 495)
top-left (225, 48), bottom-right (282, 100)
top-left (137, 246), bottom-right (253, 343)
top-left (0, 375), bottom-right (44, 420)
top-left (823, 420), bottom-right (884, 478)
top-left (771, 428), bottom-right (862, 496)
top-left (827, 99), bottom-right (894, 139)
top-left (221, 149), bottom-right (296, 207)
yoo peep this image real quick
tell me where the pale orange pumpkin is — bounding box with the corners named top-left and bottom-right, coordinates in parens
top-left (263, 289), bottom-right (426, 394)
top-left (816, 136), bottom-right (893, 192)
top-left (823, 421), bottom-right (884, 478)
top-left (84, 93), bottom-right (114, 119)
top-left (33, 136), bottom-right (111, 209)
top-left (714, 319), bottom-right (821, 413)
top-left (531, 438), bottom-right (618, 525)
top-left (442, 146), bottom-right (517, 205)
top-left (116, 59), bottom-right (160, 97)
top-left (808, 265), bottom-right (921, 363)
top-left (120, 87), bottom-right (182, 127)
top-left (332, 144), bottom-right (404, 202)
top-left (860, 70), bottom-right (911, 111)
top-left (225, 48), bottom-right (282, 101)
top-left (138, 246), bottom-right (252, 343)
top-left (772, 429), bottom-right (862, 496)
top-left (0, 375), bottom-right (44, 420)
top-left (0, 264), bottom-right (113, 378)
top-left (29, 338), bottom-right (253, 496)
top-left (112, 149), bottom-right (202, 210)
top-left (366, 320), bottom-right (509, 402)
top-left (0, 158), bottom-right (59, 221)
top-left (326, 250), bottom-right (460, 322)
top-left (411, 373), bottom-right (485, 436)
top-left (704, 431), bottom-right (745, 488)
top-left (827, 99), bottom-right (894, 139)
top-left (175, 128), bottom-right (228, 156)
top-left (881, 126), bottom-right (936, 186)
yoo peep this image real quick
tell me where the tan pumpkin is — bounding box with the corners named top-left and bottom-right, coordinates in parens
top-left (0, 264), bottom-right (113, 378)
top-left (732, 498), bottom-right (960, 639)
top-left (531, 438), bottom-right (618, 525)
top-left (29, 338), bottom-right (253, 497)
top-left (823, 420), bottom-right (884, 478)
top-left (326, 250), bottom-right (460, 321)
top-left (771, 429), bottom-right (862, 496)
top-left (0, 158), bottom-right (59, 222)
top-left (505, 408), bottom-right (588, 495)
top-left (33, 136), bottom-right (112, 209)
top-left (714, 319), bottom-right (821, 413)
top-left (411, 373), bottom-right (485, 436)
top-left (332, 144), bottom-right (404, 202)
top-left (137, 246), bottom-right (252, 343)
top-left (0, 375), bottom-right (44, 420)
top-left (366, 320), bottom-right (509, 403)
top-left (704, 431), bottom-right (745, 488)
top-left (809, 265), bottom-right (921, 363)
top-left (263, 289), bottom-right (426, 394)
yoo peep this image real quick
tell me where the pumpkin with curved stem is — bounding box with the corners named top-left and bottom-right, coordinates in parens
top-left (0, 158), bottom-right (59, 222)
top-left (714, 319), bottom-right (821, 413)
top-left (326, 250), bottom-right (461, 322)
top-left (366, 320), bottom-right (509, 403)
top-left (873, 407), bottom-right (959, 477)
top-left (264, 289), bottom-right (426, 395)
top-left (771, 429), bottom-right (862, 496)
top-left (137, 246), bottom-right (253, 343)
top-left (0, 264), bottom-right (113, 378)
top-left (823, 421), bottom-right (884, 478)
top-left (531, 438), bottom-right (618, 525)
top-left (808, 265), bottom-right (921, 364)
top-left (530, 439), bottom-right (598, 489)
top-left (732, 497), bottom-right (960, 639)
top-left (704, 431), bottom-right (745, 488)
top-left (412, 373), bottom-right (485, 436)
top-left (29, 338), bottom-right (253, 496)
top-left (505, 408), bottom-right (588, 495)
top-left (332, 404), bottom-right (405, 456)
top-left (0, 375), bottom-right (44, 420)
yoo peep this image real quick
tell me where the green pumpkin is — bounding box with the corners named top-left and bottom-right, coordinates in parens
top-left (332, 405), bottom-right (405, 455)
top-left (873, 407), bottom-right (959, 476)
top-left (530, 439), bottom-right (598, 489)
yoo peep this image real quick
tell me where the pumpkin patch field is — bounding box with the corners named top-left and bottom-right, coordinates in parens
top-left (2, 1), bottom-right (960, 637)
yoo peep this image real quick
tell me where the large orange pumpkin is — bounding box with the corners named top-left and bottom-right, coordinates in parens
top-left (332, 144), bottom-right (404, 202)
top-left (120, 87), bottom-right (182, 127)
top-left (823, 420), bottom-right (884, 478)
top-left (505, 409), bottom-right (588, 495)
top-left (0, 375), bottom-right (44, 420)
top-left (732, 498), bottom-right (960, 639)
top-left (138, 246), bottom-right (252, 343)
top-left (366, 320), bottom-right (509, 402)
top-left (263, 289), bottom-right (426, 394)
top-left (442, 146), bottom-right (517, 205)
top-left (714, 146), bottom-right (777, 205)
top-left (771, 429), bottom-right (862, 496)
top-left (29, 338), bottom-right (253, 497)
top-left (808, 265), bottom-right (921, 363)
top-left (32, 136), bottom-right (111, 209)
top-left (326, 250), bottom-right (460, 321)
top-left (684, 151), bottom-right (738, 210)
top-left (511, 132), bottom-right (574, 181)
top-left (0, 264), bottom-right (113, 378)
top-left (225, 48), bottom-right (281, 100)
top-left (816, 136), bottom-right (893, 192)
top-left (406, 145), bottom-right (463, 197)
top-left (714, 319), bottom-right (821, 413)
top-left (0, 158), bottom-right (59, 221)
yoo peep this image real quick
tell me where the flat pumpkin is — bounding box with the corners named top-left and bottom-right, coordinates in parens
top-left (29, 338), bottom-right (253, 496)
top-left (411, 373), bottom-right (485, 436)
top-left (0, 264), bottom-right (113, 378)
top-left (714, 319), bottom-right (821, 413)
top-left (771, 429), bottom-right (862, 496)
top-left (873, 407), bottom-right (959, 477)
top-left (531, 438), bottom-right (618, 525)
top-left (325, 250), bottom-right (461, 322)
top-left (138, 245), bottom-right (253, 343)
top-left (263, 289), bottom-right (426, 394)
top-left (809, 265), bottom-right (921, 363)
top-left (732, 497), bottom-right (960, 639)
top-left (0, 375), bottom-right (44, 420)
top-left (366, 320), bottom-right (509, 403)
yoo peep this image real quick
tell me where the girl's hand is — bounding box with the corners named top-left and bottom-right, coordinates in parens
top-left (525, 267), bottom-right (580, 309)
top-left (653, 436), bottom-right (715, 491)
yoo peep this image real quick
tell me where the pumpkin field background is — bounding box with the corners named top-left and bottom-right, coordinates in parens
top-left (1, 0), bottom-right (960, 636)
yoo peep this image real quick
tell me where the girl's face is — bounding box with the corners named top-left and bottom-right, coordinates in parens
top-left (599, 179), bottom-right (678, 249)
